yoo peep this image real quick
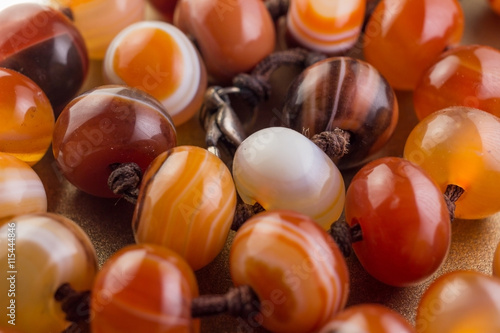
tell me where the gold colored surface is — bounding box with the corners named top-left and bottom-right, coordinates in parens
top-left (31, 1), bottom-right (500, 331)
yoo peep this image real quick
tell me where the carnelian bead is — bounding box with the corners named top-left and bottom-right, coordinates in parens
top-left (489, 0), bottom-right (500, 15)
top-left (133, 146), bottom-right (236, 270)
top-left (416, 271), bottom-right (500, 332)
top-left (345, 157), bottom-right (450, 286)
top-left (494, 241), bottom-right (500, 278)
top-left (230, 210), bottom-right (349, 333)
top-left (363, 0), bottom-right (464, 90)
top-left (414, 45), bottom-right (500, 120)
top-left (91, 244), bottom-right (200, 333)
top-left (404, 107), bottom-right (500, 219)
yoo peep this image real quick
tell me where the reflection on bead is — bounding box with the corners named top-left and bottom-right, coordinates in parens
top-left (0, 68), bottom-right (54, 165)
top-left (148, 0), bottom-right (178, 21)
top-left (230, 210), bottom-right (349, 333)
top-left (104, 21), bottom-right (207, 125)
top-left (0, 213), bottom-right (98, 333)
top-left (404, 107), bottom-right (500, 219)
top-left (133, 146), bottom-right (236, 270)
top-left (233, 127), bottom-right (345, 229)
top-left (494, 242), bottom-right (500, 278)
top-left (282, 56), bottom-right (398, 169)
top-left (52, 85), bottom-right (177, 197)
top-left (416, 271), bottom-right (500, 332)
top-left (490, 0), bottom-right (500, 15)
top-left (91, 244), bottom-right (199, 333)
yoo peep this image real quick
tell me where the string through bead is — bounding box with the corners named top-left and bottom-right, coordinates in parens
top-left (443, 184), bottom-right (465, 222)
top-left (191, 285), bottom-right (260, 318)
top-left (54, 283), bottom-right (90, 333)
top-left (107, 162), bottom-right (142, 204)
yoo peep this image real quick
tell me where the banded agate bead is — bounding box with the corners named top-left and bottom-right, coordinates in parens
top-left (494, 241), bottom-right (500, 278)
top-left (174, 0), bottom-right (276, 82)
top-left (416, 271), bottom-right (500, 332)
top-left (414, 45), bottom-right (500, 120)
top-left (52, 85), bottom-right (177, 197)
top-left (148, 0), bottom-right (178, 21)
top-left (0, 152), bottom-right (47, 223)
top-left (230, 210), bottom-right (349, 333)
top-left (104, 21), bottom-right (207, 125)
top-left (91, 244), bottom-right (199, 333)
top-left (490, 0), bottom-right (500, 15)
top-left (404, 107), bottom-right (500, 219)
top-left (363, 0), bottom-right (464, 90)
top-left (133, 146), bottom-right (236, 270)
top-left (0, 213), bottom-right (98, 333)
top-left (282, 56), bottom-right (398, 169)
top-left (0, 68), bottom-right (54, 165)
top-left (286, 0), bottom-right (366, 54)
top-left (232, 127), bottom-right (345, 230)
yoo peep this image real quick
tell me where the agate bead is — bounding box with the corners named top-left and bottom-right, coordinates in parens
top-left (345, 157), bottom-right (450, 286)
top-left (174, 0), bottom-right (276, 82)
top-left (52, 85), bottom-right (177, 197)
top-left (416, 271), bottom-right (500, 332)
top-left (0, 213), bottom-right (98, 333)
top-left (230, 210), bottom-right (349, 333)
top-left (490, 0), bottom-right (500, 15)
top-left (363, 0), bottom-right (464, 90)
top-left (232, 127), bottom-right (345, 230)
top-left (91, 244), bottom-right (200, 333)
top-left (414, 45), bottom-right (500, 120)
top-left (404, 107), bottom-right (500, 219)
top-left (104, 21), bottom-right (207, 125)
top-left (0, 68), bottom-right (54, 165)
top-left (133, 146), bottom-right (236, 270)
top-left (282, 56), bottom-right (399, 169)
top-left (494, 241), bottom-right (500, 278)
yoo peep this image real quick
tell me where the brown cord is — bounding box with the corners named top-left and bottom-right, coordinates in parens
top-left (232, 202), bottom-right (266, 231)
top-left (55, 283), bottom-right (90, 332)
top-left (265, 0), bottom-right (290, 21)
top-left (329, 220), bottom-right (363, 258)
top-left (443, 184), bottom-right (465, 222)
top-left (311, 129), bottom-right (351, 161)
top-left (191, 285), bottom-right (260, 318)
top-left (107, 162), bottom-right (142, 204)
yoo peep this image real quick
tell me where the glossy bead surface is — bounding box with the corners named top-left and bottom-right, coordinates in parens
top-left (0, 68), bottom-right (54, 165)
top-left (0, 213), bottom-right (98, 333)
top-left (149, 0), bottom-right (178, 21)
top-left (233, 127), bottom-right (345, 229)
top-left (490, 0), bottom-right (500, 15)
top-left (174, 0), bottom-right (276, 82)
top-left (0, 3), bottom-right (88, 114)
top-left (286, 0), bottom-right (365, 54)
top-left (52, 85), bottom-right (177, 197)
top-left (416, 271), bottom-right (500, 332)
top-left (363, 0), bottom-right (464, 90)
top-left (230, 210), bottom-right (349, 333)
top-left (345, 157), bottom-right (450, 286)
top-left (494, 241), bottom-right (500, 278)
top-left (104, 21), bottom-right (207, 125)
top-left (414, 45), bottom-right (500, 120)
top-left (133, 146), bottom-right (236, 270)
top-left (404, 107), bottom-right (500, 219)
top-left (282, 56), bottom-right (399, 169)
top-left (91, 244), bottom-right (199, 333)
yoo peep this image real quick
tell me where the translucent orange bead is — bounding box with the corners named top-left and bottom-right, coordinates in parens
top-left (133, 146), bottom-right (236, 270)
top-left (416, 271), bottom-right (500, 332)
top-left (363, 0), bottom-right (464, 90)
top-left (404, 107), bottom-right (500, 219)
top-left (490, 0), bottom-right (500, 15)
top-left (91, 244), bottom-right (200, 333)
top-left (494, 241), bottom-right (500, 278)
top-left (230, 210), bottom-right (349, 333)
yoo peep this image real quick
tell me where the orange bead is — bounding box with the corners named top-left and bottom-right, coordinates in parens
top-left (494, 241), bottom-right (500, 278)
top-left (404, 107), bottom-right (500, 219)
top-left (230, 210), bottom-right (349, 333)
top-left (490, 0), bottom-right (500, 15)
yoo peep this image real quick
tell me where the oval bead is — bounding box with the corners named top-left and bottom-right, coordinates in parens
top-left (91, 244), bottom-right (199, 333)
top-left (0, 213), bottom-right (98, 333)
top-left (345, 157), bottom-right (451, 286)
top-left (363, 0), bottom-right (464, 90)
top-left (52, 85), bottom-right (177, 197)
top-left (232, 127), bottom-right (345, 230)
top-left (416, 271), bottom-right (500, 332)
top-left (104, 21), bottom-right (207, 126)
top-left (230, 210), bottom-right (349, 333)
top-left (494, 241), bottom-right (500, 278)
top-left (133, 146), bottom-right (236, 270)
top-left (282, 56), bottom-right (399, 169)
top-left (404, 107), bottom-right (500, 219)
top-left (174, 0), bottom-right (276, 82)
top-left (0, 68), bottom-right (54, 165)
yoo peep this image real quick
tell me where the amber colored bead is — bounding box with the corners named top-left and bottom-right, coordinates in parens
top-left (490, 0), bottom-right (500, 15)
top-left (404, 107), bottom-right (500, 219)
top-left (230, 210), bottom-right (349, 333)
top-left (494, 241), bottom-right (500, 278)
top-left (345, 157), bottom-right (450, 287)
top-left (91, 244), bottom-right (200, 333)
top-left (133, 146), bottom-right (236, 270)
top-left (363, 0), bottom-right (464, 90)
top-left (416, 270), bottom-right (500, 332)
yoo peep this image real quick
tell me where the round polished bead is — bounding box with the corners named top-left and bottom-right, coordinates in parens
top-left (494, 241), bottom-right (500, 278)
top-left (404, 107), bottom-right (500, 219)
top-left (230, 210), bottom-right (349, 333)
top-left (133, 146), bottom-right (236, 270)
